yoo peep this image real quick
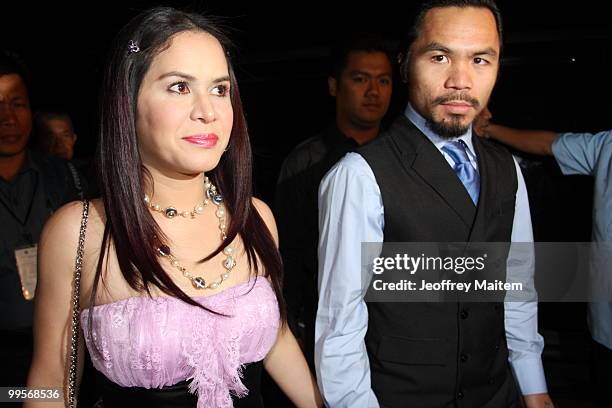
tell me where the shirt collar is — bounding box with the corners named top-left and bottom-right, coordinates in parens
top-left (0, 150), bottom-right (38, 184)
top-left (404, 103), bottom-right (476, 158)
top-left (324, 124), bottom-right (359, 149)
top-left (20, 150), bottom-right (40, 175)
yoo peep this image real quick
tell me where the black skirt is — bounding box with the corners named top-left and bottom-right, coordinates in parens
top-left (95, 360), bottom-right (264, 407)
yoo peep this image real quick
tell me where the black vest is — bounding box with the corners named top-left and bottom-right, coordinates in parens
top-left (358, 116), bottom-right (520, 408)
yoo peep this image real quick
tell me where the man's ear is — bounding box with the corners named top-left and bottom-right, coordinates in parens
top-left (328, 77), bottom-right (337, 97)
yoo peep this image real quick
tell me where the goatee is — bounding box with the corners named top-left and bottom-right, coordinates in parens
top-left (426, 116), bottom-right (470, 139)
top-left (426, 92), bottom-right (480, 138)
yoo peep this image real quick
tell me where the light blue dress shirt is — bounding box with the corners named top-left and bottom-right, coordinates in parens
top-left (315, 105), bottom-right (547, 407)
top-left (553, 131), bottom-right (612, 349)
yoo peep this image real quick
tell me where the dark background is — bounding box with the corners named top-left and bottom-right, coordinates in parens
top-left (2, 1), bottom-right (611, 404)
top-left (1, 0), bottom-right (610, 201)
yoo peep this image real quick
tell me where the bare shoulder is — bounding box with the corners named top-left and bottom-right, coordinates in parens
top-left (38, 199), bottom-right (105, 276)
top-left (36, 201), bottom-right (87, 283)
top-left (40, 201), bottom-right (86, 244)
top-left (42, 199), bottom-right (105, 239)
top-left (251, 197), bottom-right (274, 221)
top-left (251, 197), bottom-right (278, 245)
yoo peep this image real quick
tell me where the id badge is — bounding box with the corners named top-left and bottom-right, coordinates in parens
top-left (15, 244), bottom-right (38, 300)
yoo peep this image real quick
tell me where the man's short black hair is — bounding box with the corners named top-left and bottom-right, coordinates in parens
top-left (410, 0), bottom-right (502, 47)
top-left (34, 109), bottom-right (73, 130)
top-left (0, 50), bottom-right (32, 92)
top-left (329, 33), bottom-right (394, 79)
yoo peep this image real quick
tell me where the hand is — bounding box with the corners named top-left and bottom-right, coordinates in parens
top-left (523, 393), bottom-right (555, 408)
top-left (473, 106), bottom-right (493, 138)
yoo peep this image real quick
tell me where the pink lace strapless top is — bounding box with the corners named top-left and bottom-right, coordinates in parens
top-left (81, 278), bottom-right (280, 408)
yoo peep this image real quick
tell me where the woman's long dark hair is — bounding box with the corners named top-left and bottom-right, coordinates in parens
top-left (92, 7), bottom-right (286, 322)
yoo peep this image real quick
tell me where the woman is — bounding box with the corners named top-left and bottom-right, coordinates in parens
top-left (26, 7), bottom-right (321, 408)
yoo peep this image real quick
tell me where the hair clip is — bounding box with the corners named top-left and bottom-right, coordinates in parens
top-left (128, 40), bottom-right (140, 54)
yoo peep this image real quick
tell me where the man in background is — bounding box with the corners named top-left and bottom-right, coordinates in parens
top-left (0, 50), bottom-right (82, 387)
top-left (275, 33), bottom-right (394, 368)
top-left (33, 110), bottom-right (78, 160)
top-left (475, 107), bottom-right (611, 407)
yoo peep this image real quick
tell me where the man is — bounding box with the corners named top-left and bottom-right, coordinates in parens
top-left (0, 50), bottom-right (82, 387)
top-left (34, 110), bottom-right (78, 160)
top-left (274, 34), bottom-right (393, 368)
top-left (475, 108), bottom-right (611, 406)
top-left (316, 1), bottom-right (553, 407)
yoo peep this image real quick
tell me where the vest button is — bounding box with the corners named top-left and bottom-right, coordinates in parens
top-left (460, 310), bottom-right (469, 319)
top-left (460, 353), bottom-right (469, 362)
top-left (457, 391), bottom-right (464, 400)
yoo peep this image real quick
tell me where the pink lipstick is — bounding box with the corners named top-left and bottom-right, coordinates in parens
top-left (182, 133), bottom-right (219, 148)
